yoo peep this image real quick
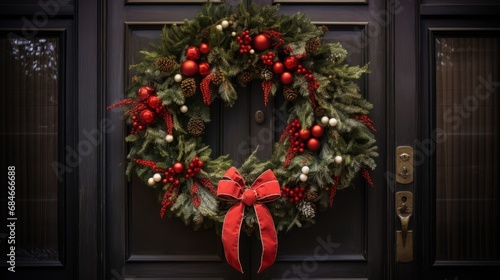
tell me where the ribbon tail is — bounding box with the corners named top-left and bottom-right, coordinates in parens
top-left (254, 204), bottom-right (278, 273)
top-left (221, 203), bottom-right (245, 273)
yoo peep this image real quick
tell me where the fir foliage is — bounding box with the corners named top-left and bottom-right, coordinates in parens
top-left (109, 2), bottom-right (378, 235)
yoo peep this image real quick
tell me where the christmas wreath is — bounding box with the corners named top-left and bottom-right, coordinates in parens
top-left (108, 3), bottom-right (378, 273)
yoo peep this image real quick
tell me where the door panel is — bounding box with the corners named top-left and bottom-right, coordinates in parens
top-left (106, 0), bottom-right (386, 279)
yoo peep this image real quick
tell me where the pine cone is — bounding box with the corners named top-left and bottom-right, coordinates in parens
top-left (181, 78), bottom-right (197, 97)
top-left (193, 214), bottom-right (204, 225)
top-left (298, 201), bottom-right (316, 218)
top-left (131, 75), bottom-right (138, 83)
top-left (237, 71), bottom-right (253, 86)
top-left (314, 106), bottom-right (325, 117)
top-left (187, 117), bottom-right (205, 137)
top-left (321, 25), bottom-right (329, 35)
top-left (212, 70), bottom-right (224, 86)
top-left (283, 86), bottom-right (298, 101)
top-left (156, 57), bottom-right (178, 72)
top-left (260, 68), bottom-right (273, 81)
top-left (304, 189), bottom-right (319, 202)
top-left (242, 223), bottom-right (255, 236)
top-left (200, 28), bottom-right (210, 40)
top-left (306, 38), bottom-right (321, 55)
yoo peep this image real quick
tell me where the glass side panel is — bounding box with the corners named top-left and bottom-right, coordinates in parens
top-left (0, 36), bottom-right (59, 261)
top-left (435, 37), bottom-right (499, 261)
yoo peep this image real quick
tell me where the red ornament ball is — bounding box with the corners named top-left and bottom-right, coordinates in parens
top-left (186, 46), bottom-right (200, 60)
top-left (299, 129), bottom-right (311, 140)
top-left (147, 95), bottom-right (162, 109)
top-left (253, 34), bottom-right (271, 51)
top-left (272, 62), bottom-right (284, 74)
top-left (307, 138), bottom-right (321, 151)
top-left (284, 56), bottom-right (298, 71)
top-left (139, 109), bottom-right (155, 125)
top-left (173, 162), bottom-right (184, 174)
top-left (280, 72), bottom-right (294, 85)
top-left (199, 43), bottom-right (210, 55)
top-left (311, 125), bottom-right (324, 138)
top-left (198, 62), bottom-right (211, 76)
top-left (181, 60), bottom-right (199, 77)
top-left (137, 86), bottom-right (155, 101)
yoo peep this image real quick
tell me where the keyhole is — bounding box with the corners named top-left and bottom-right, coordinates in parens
top-left (401, 196), bottom-right (407, 203)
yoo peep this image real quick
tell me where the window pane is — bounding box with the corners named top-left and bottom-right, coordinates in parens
top-left (435, 37), bottom-right (500, 261)
top-left (0, 36), bottom-right (59, 261)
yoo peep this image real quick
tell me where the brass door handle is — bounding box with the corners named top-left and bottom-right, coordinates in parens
top-left (396, 192), bottom-right (413, 262)
top-left (397, 199), bottom-right (412, 247)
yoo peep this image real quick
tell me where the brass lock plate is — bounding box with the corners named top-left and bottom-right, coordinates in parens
top-left (396, 146), bottom-right (413, 184)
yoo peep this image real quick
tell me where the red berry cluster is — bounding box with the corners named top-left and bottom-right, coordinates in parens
top-left (236, 30), bottom-right (252, 54)
top-left (287, 119), bottom-right (306, 154)
top-left (281, 185), bottom-right (305, 203)
top-left (263, 30), bottom-right (284, 49)
top-left (108, 85), bottom-right (174, 134)
top-left (260, 51), bottom-right (275, 66)
top-left (185, 157), bottom-right (204, 179)
top-left (161, 158), bottom-right (204, 184)
top-left (163, 163), bottom-right (184, 186)
top-left (297, 65), bottom-right (319, 89)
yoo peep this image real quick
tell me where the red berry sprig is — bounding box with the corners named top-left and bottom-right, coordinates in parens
top-left (281, 185), bottom-right (306, 203)
top-left (236, 30), bottom-right (252, 54)
top-left (160, 185), bottom-right (179, 218)
top-left (281, 118), bottom-right (306, 167)
top-left (297, 65), bottom-right (319, 108)
top-left (200, 74), bottom-right (215, 105)
top-left (354, 115), bottom-right (377, 132)
top-left (361, 168), bottom-right (374, 187)
top-left (260, 51), bottom-right (275, 66)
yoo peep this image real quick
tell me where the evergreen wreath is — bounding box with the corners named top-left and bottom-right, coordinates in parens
top-left (109, 2), bottom-right (378, 241)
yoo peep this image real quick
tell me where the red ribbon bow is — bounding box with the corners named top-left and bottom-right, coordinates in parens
top-left (217, 167), bottom-right (281, 273)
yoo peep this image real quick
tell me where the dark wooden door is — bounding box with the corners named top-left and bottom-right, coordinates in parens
top-left (393, 0), bottom-right (500, 279)
top-left (105, 0), bottom-right (387, 279)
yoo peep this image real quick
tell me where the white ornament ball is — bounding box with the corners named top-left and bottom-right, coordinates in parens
top-left (321, 116), bottom-right (329, 124)
top-left (301, 166), bottom-right (310, 175)
top-left (174, 74), bottom-right (182, 82)
top-left (216, 24), bottom-right (223, 31)
top-left (221, 20), bottom-right (229, 29)
top-left (329, 118), bottom-right (338, 127)
top-left (231, 31), bottom-right (236, 37)
top-left (147, 177), bottom-right (155, 186)
top-left (299, 174), bottom-right (308, 182)
top-left (249, 49), bottom-right (255, 54)
top-left (165, 134), bottom-right (174, 143)
top-left (180, 105), bottom-right (188, 113)
top-left (334, 155), bottom-right (343, 164)
top-left (153, 173), bottom-right (162, 182)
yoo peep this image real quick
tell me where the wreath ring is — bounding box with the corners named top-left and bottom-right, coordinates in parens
top-left (108, 2), bottom-right (378, 273)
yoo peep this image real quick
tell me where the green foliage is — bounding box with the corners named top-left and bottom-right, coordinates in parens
top-left (109, 1), bottom-right (378, 236)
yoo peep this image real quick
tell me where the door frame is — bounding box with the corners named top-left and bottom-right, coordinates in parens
top-left (76, 0), bottom-right (107, 279)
